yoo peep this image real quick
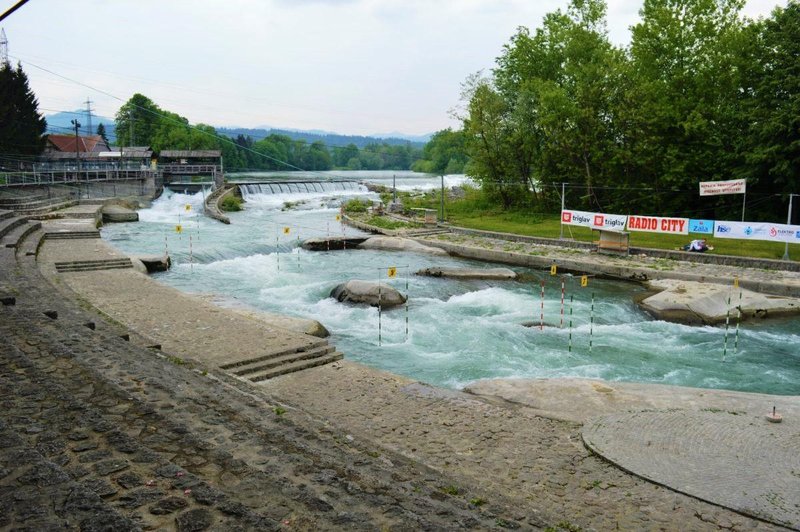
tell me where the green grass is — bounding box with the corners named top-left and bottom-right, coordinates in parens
top-left (219, 195), bottom-right (243, 212)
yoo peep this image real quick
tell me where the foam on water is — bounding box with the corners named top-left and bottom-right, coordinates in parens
top-left (101, 172), bottom-right (800, 395)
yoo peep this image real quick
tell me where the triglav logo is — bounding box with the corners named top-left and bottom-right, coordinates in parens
top-left (562, 212), bottom-right (572, 223)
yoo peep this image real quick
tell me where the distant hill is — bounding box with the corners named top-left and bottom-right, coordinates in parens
top-left (43, 110), bottom-right (430, 149)
top-left (217, 127), bottom-right (428, 149)
top-left (44, 110), bottom-right (116, 140)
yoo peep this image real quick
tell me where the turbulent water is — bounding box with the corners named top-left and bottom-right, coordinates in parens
top-left (102, 171), bottom-right (800, 395)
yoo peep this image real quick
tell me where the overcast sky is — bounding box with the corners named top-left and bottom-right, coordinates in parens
top-left (1, 0), bottom-right (787, 137)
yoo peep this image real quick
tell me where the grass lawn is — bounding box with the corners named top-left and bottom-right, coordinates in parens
top-left (401, 189), bottom-right (799, 261)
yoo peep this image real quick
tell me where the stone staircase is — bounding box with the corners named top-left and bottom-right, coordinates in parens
top-left (54, 258), bottom-right (133, 273)
top-left (220, 342), bottom-right (343, 382)
top-left (0, 209), bottom-right (43, 250)
top-left (45, 230), bottom-right (101, 240)
top-left (0, 190), bottom-right (78, 217)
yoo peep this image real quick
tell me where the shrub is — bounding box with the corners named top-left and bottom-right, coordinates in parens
top-left (220, 195), bottom-right (243, 212)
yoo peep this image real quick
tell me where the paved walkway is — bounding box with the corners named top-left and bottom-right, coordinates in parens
top-left (21, 206), bottom-right (797, 530)
top-left (583, 410), bottom-right (800, 529)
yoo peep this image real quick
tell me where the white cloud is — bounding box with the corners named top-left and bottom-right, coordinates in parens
top-left (1, 0), bottom-right (787, 136)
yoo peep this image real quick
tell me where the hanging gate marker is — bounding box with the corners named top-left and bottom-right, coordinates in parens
top-left (378, 270), bottom-right (383, 347)
top-left (589, 291), bottom-right (595, 353)
top-left (734, 278), bottom-right (742, 355)
top-left (568, 295), bottom-right (574, 353)
top-left (723, 291), bottom-right (732, 362)
top-left (540, 281), bottom-right (545, 331)
top-left (405, 266), bottom-right (409, 342)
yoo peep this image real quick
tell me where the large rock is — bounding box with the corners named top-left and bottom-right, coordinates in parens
top-left (301, 236), bottom-right (368, 251)
top-left (358, 236), bottom-right (448, 256)
top-left (102, 205), bottom-right (139, 223)
top-left (330, 280), bottom-right (407, 308)
top-left (637, 279), bottom-right (800, 325)
top-left (416, 267), bottom-right (517, 280)
top-left (131, 254), bottom-right (171, 273)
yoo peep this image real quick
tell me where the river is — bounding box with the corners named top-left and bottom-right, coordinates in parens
top-left (101, 171), bottom-right (800, 395)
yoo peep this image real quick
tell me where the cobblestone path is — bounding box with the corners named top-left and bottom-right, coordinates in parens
top-left (1, 237), bottom-right (522, 530)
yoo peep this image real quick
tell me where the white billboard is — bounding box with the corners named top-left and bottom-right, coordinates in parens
top-left (714, 221), bottom-right (800, 244)
top-left (699, 179), bottom-right (746, 196)
top-left (561, 210), bottom-right (627, 231)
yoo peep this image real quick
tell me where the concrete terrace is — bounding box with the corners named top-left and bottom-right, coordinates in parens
top-left (1, 202), bottom-right (798, 530)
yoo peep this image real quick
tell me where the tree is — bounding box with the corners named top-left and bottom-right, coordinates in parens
top-left (114, 93), bottom-right (162, 147)
top-left (96, 123), bottom-right (109, 145)
top-left (0, 61), bottom-right (47, 159)
top-left (740, 1), bottom-right (800, 216)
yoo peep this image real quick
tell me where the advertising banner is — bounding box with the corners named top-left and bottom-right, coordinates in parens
top-left (688, 219), bottom-right (714, 234)
top-left (714, 221), bottom-right (800, 243)
top-left (561, 210), bottom-right (627, 231)
top-left (699, 179), bottom-right (746, 196)
top-left (627, 215), bottom-right (689, 235)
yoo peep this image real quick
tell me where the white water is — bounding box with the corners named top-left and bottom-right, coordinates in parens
top-left (102, 172), bottom-right (800, 395)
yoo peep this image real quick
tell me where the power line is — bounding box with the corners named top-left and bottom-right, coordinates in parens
top-left (0, 0), bottom-right (31, 23)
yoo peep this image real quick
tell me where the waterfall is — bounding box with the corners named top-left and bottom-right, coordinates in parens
top-left (239, 181), bottom-right (364, 198)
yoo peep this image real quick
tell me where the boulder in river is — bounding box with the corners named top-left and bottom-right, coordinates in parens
top-left (416, 267), bottom-right (517, 280)
top-left (301, 236), bottom-right (368, 251)
top-left (330, 280), bottom-right (407, 308)
top-left (358, 236), bottom-right (448, 256)
top-left (637, 279), bottom-right (800, 325)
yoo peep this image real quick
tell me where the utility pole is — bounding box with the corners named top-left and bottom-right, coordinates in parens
top-left (84, 98), bottom-right (94, 136)
top-left (71, 119), bottom-right (81, 176)
top-left (783, 194), bottom-right (798, 261)
top-left (0, 28), bottom-right (8, 65)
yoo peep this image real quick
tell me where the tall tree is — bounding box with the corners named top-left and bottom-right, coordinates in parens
top-left (96, 123), bottom-right (109, 145)
top-left (740, 1), bottom-right (800, 217)
top-left (0, 61), bottom-right (47, 158)
top-left (114, 93), bottom-right (162, 147)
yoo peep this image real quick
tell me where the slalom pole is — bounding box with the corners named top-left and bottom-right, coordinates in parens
top-left (326, 222), bottom-right (330, 252)
top-left (560, 278), bottom-right (565, 328)
top-left (164, 235), bottom-right (168, 257)
top-left (276, 235), bottom-right (280, 272)
top-left (189, 235), bottom-right (193, 273)
top-left (405, 266), bottom-right (409, 341)
top-left (723, 291), bottom-right (731, 362)
top-left (568, 295), bottom-right (574, 353)
top-left (297, 231), bottom-right (300, 268)
top-left (540, 281), bottom-right (545, 331)
top-left (378, 269), bottom-right (382, 346)
top-left (589, 291), bottom-right (595, 353)
top-left (734, 286), bottom-right (742, 354)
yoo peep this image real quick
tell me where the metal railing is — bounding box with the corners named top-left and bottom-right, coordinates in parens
top-left (0, 169), bottom-right (160, 187)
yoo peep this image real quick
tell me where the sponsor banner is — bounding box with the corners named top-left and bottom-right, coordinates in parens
top-left (561, 210), bottom-right (627, 231)
top-left (688, 219), bottom-right (714, 234)
top-left (627, 215), bottom-right (689, 235)
top-left (699, 179), bottom-right (746, 196)
top-left (714, 221), bottom-right (800, 243)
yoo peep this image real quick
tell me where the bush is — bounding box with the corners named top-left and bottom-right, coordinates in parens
top-left (220, 195), bottom-right (243, 212)
top-left (342, 199), bottom-right (369, 213)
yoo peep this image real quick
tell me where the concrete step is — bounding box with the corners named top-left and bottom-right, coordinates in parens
top-left (233, 345), bottom-right (336, 376)
top-left (54, 258), bottom-right (133, 273)
top-left (19, 228), bottom-right (45, 258)
top-left (0, 216), bottom-right (26, 240)
top-left (218, 340), bottom-right (329, 370)
top-left (248, 352), bottom-right (343, 382)
top-left (0, 192), bottom-right (50, 205)
top-left (0, 209), bottom-right (14, 221)
top-left (19, 200), bottom-right (79, 217)
top-left (1, 220), bottom-right (42, 249)
top-left (45, 231), bottom-right (101, 240)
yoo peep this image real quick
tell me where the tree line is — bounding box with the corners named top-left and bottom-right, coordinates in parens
top-left (418, 0), bottom-right (799, 223)
top-left (113, 93), bottom-right (423, 172)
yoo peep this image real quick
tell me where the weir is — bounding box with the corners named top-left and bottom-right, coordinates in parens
top-left (238, 180), bottom-right (362, 196)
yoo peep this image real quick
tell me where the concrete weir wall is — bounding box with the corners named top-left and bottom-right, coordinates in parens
top-left (447, 226), bottom-right (800, 272)
top-left (421, 236), bottom-right (800, 298)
